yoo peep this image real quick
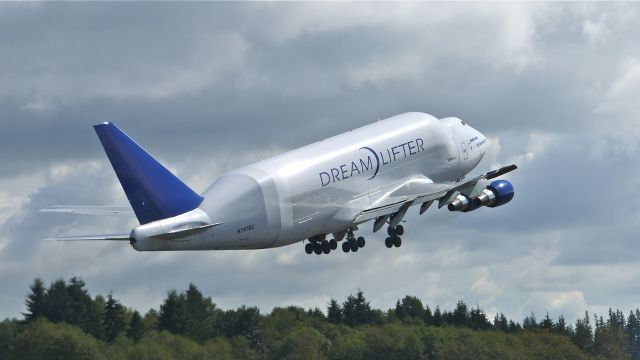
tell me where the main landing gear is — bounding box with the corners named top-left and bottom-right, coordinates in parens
top-left (305, 237), bottom-right (337, 255)
top-left (305, 229), bottom-right (365, 255)
top-left (342, 229), bottom-right (365, 253)
top-left (384, 224), bottom-right (404, 248)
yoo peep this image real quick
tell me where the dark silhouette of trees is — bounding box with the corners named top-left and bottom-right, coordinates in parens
top-left (103, 294), bottom-right (127, 342)
top-left (23, 278), bottom-right (45, 321)
top-left (127, 311), bottom-right (144, 342)
top-left (327, 298), bottom-right (342, 324)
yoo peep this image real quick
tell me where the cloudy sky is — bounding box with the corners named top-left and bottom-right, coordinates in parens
top-left (1, 2), bottom-right (640, 324)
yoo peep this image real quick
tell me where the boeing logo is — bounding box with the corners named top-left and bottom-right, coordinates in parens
top-left (319, 138), bottom-right (425, 187)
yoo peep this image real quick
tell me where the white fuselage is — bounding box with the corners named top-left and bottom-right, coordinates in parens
top-left (131, 112), bottom-right (486, 251)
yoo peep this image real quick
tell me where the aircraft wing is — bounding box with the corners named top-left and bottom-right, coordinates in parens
top-left (39, 205), bottom-right (134, 217)
top-left (353, 164), bottom-right (517, 224)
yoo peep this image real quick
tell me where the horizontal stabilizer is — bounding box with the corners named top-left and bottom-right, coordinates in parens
top-left (45, 234), bottom-right (131, 241)
top-left (40, 205), bottom-right (134, 217)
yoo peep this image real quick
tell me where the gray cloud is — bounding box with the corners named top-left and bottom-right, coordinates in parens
top-left (1, 2), bottom-right (640, 324)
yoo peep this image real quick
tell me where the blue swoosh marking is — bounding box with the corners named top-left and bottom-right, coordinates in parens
top-left (360, 147), bottom-right (380, 180)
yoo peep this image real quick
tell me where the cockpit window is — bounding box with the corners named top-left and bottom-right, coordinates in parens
top-left (461, 121), bottom-right (466, 126)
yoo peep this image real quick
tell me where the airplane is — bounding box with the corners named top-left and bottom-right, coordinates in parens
top-left (42, 112), bottom-right (516, 255)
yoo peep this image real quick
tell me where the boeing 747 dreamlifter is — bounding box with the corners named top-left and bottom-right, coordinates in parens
top-left (43, 112), bottom-right (516, 255)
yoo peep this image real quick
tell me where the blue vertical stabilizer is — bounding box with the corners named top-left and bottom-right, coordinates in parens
top-left (94, 122), bottom-right (203, 224)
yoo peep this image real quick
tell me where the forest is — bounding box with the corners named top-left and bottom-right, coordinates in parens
top-left (0, 277), bottom-right (638, 359)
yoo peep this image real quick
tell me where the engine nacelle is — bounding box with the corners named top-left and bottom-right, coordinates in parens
top-left (473, 180), bottom-right (514, 208)
top-left (448, 194), bottom-right (480, 212)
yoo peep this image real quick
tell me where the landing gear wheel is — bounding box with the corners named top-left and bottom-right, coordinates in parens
top-left (305, 243), bottom-right (313, 254)
top-left (313, 243), bottom-right (322, 255)
top-left (350, 241), bottom-right (359, 252)
top-left (329, 239), bottom-right (337, 250)
top-left (356, 236), bottom-right (365, 248)
top-left (387, 226), bottom-right (396, 237)
top-left (322, 240), bottom-right (331, 254)
top-left (393, 235), bottom-right (402, 247)
top-left (385, 237), bottom-right (393, 248)
top-left (396, 225), bottom-right (404, 236)
top-left (342, 242), bottom-right (350, 253)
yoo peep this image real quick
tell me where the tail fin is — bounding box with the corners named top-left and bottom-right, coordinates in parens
top-left (94, 122), bottom-right (203, 224)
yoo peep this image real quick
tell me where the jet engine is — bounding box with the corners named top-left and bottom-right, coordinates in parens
top-left (473, 180), bottom-right (514, 208)
top-left (447, 194), bottom-right (480, 212)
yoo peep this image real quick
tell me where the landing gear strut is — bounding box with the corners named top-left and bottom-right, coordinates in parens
top-left (342, 229), bottom-right (365, 254)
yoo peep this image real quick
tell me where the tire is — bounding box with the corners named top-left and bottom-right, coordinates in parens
top-left (350, 241), bottom-right (359, 252)
top-left (305, 243), bottom-right (313, 254)
top-left (356, 236), bottom-right (365, 248)
top-left (342, 242), bottom-right (350, 253)
top-left (385, 237), bottom-right (393, 248)
top-left (396, 225), bottom-right (404, 236)
top-left (393, 235), bottom-right (402, 247)
top-left (314, 243), bottom-right (322, 255)
top-left (329, 239), bottom-right (337, 250)
top-left (322, 240), bottom-right (331, 254)
top-left (387, 226), bottom-right (396, 237)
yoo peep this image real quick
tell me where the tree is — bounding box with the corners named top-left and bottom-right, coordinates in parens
top-left (432, 307), bottom-right (443, 326)
top-left (452, 300), bottom-right (469, 327)
top-left (127, 311), bottom-right (144, 342)
top-left (23, 278), bottom-right (46, 321)
top-left (184, 283), bottom-right (217, 342)
top-left (540, 312), bottom-right (554, 330)
top-left (42, 279), bottom-right (72, 324)
top-left (494, 313), bottom-right (509, 332)
top-left (573, 311), bottom-right (593, 353)
top-left (523, 312), bottom-right (538, 330)
top-left (102, 294), bottom-right (127, 342)
top-left (327, 298), bottom-right (343, 324)
top-left (395, 295), bottom-right (425, 322)
top-left (158, 289), bottom-right (187, 335)
top-left (343, 290), bottom-right (375, 327)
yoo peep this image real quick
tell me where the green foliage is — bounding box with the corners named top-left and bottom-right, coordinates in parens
top-left (7, 319), bottom-right (105, 360)
top-left (7, 277), bottom-right (640, 359)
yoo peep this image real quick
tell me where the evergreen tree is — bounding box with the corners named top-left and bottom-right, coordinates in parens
top-left (23, 278), bottom-right (45, 321)
top-left (452, 300), bottom-right (469, 327)
top-left (432, 307), bottom-right (443, 326)
top-left (540, 312), bottom-right (554, 330)
top-left (573, 311), bottom-right (593, 353)
top-left (184, 283), bottom-right (216, 342)
top-left (424, 305), bottom-right (433, 325)
top-left (494, 313), bottom-right (509, 332)
top-left (42, 279), bottom-right (72, 323)
top-left (102, 294), bottom-right (127, 342)
top-left (327, 298), bottom-right (343, 324)
top-left (342, 290), bottom-right (374, 327)
top-left (158, 289), bottom-right (187, 335)
top-left (523, 312), bottom-right (538, 330)
top-left (395, 295), bottom-right (425, 321)
top-left (627, 310), bottom-right (640, 360)
top-left (127, 311), bottom-right (144, 342)
top-left (469, 305), bottom-right (490, 330)
top-left (82, 296), bottom-right (105, 340)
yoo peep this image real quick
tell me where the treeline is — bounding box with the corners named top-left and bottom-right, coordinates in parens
top-left (0, 277), bottom-right (638, 359)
